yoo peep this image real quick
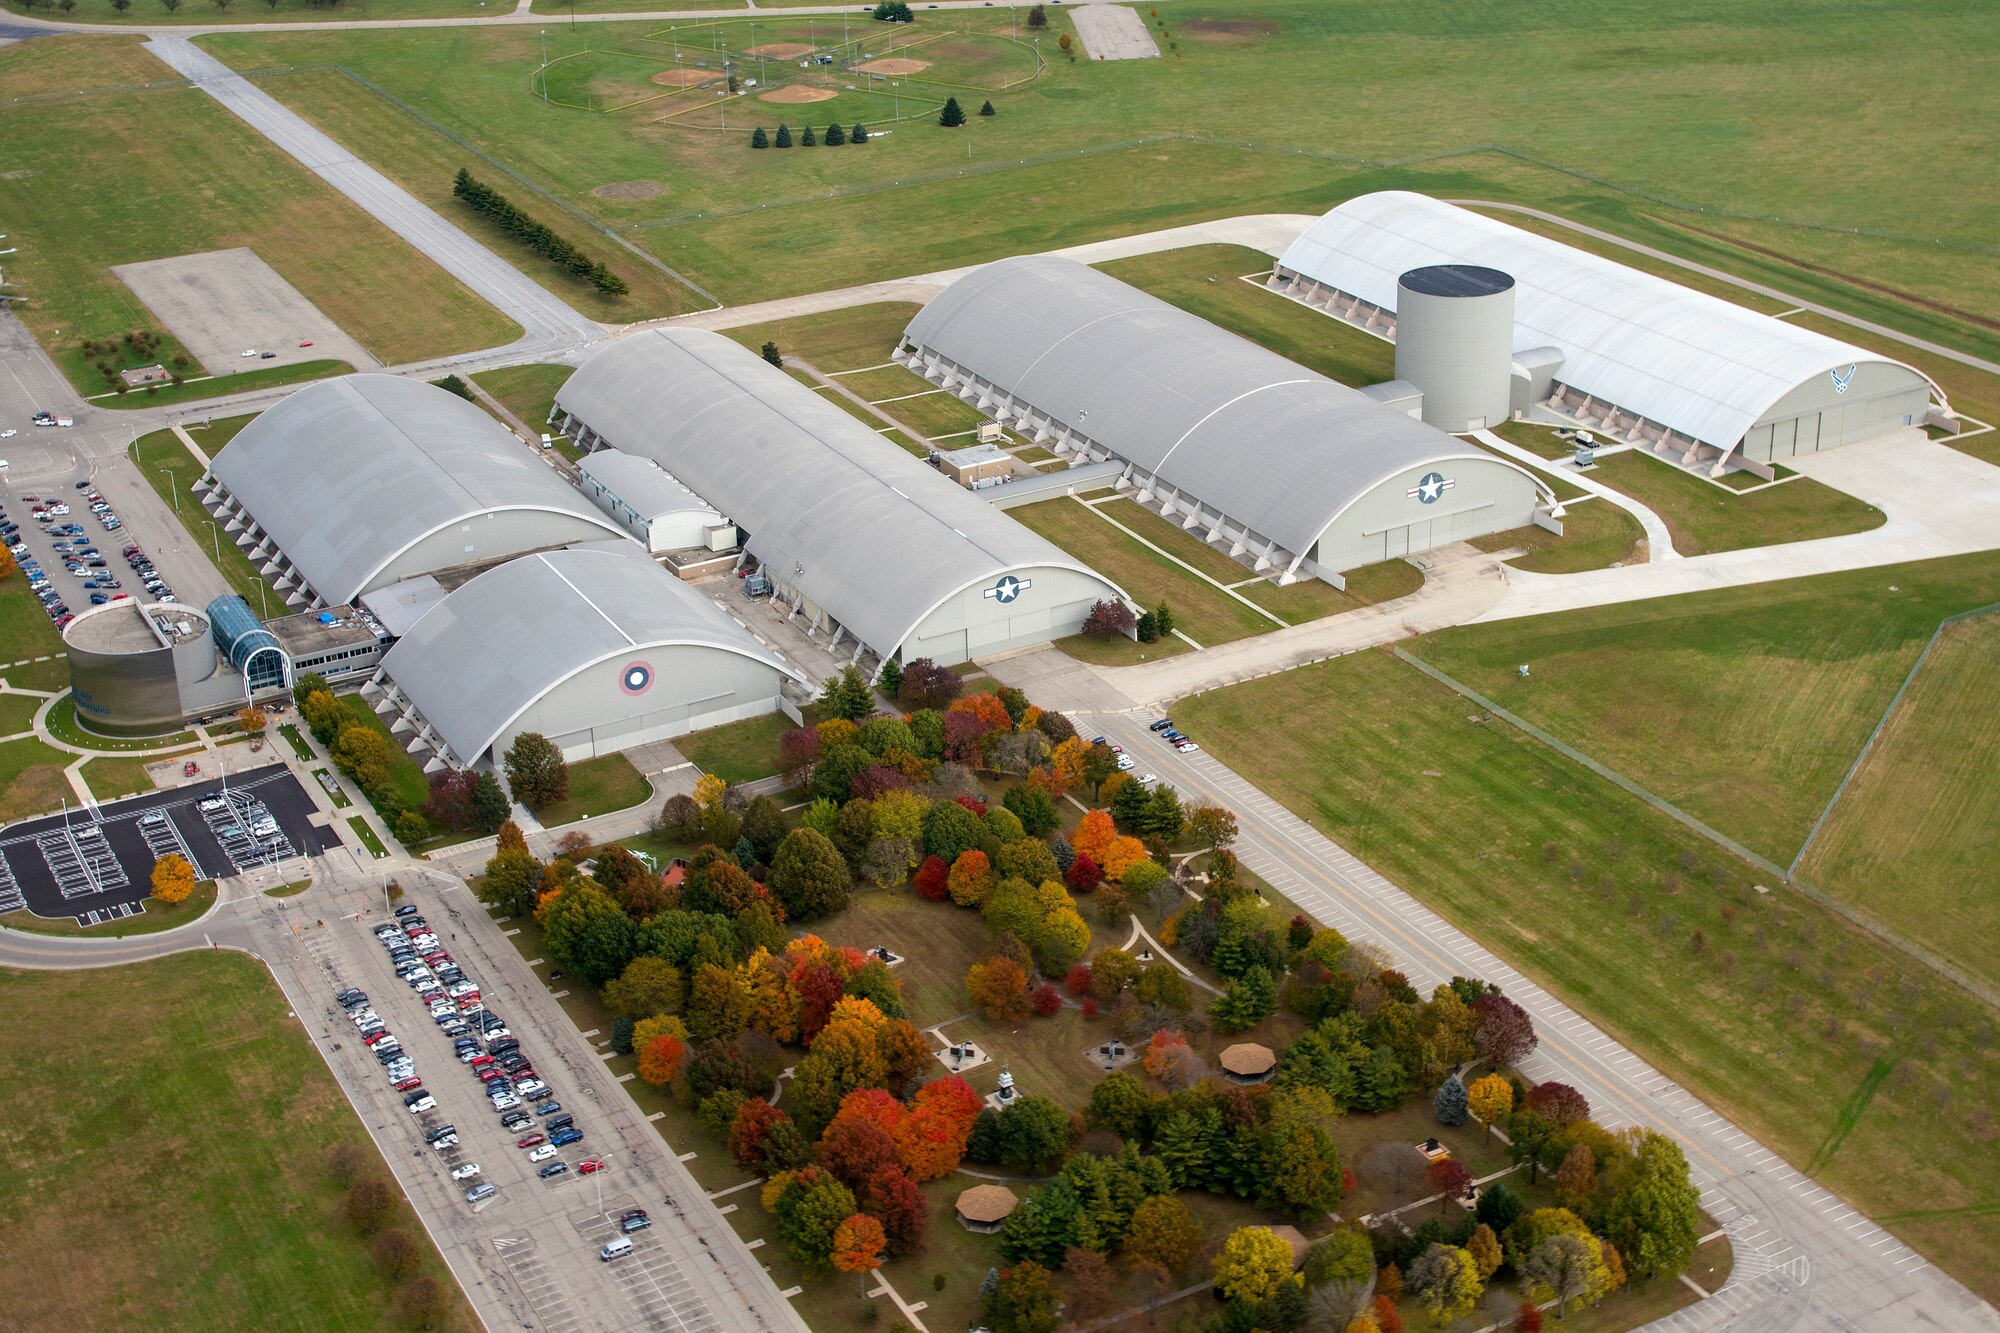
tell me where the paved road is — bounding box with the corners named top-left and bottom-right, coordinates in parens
top-left (0, 858), bottom-right (810, 1333)
top-left (143, 36), bottom-right (601, 359)
top-left (981, 650), bottom-right (2000, 1333)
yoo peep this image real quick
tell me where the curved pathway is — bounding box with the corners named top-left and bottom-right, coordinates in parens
top-left (1471, 426), bottom-right (1680, 561)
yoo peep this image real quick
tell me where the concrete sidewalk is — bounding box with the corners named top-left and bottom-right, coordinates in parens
top-left (1472, 427), bottom-right (1679, 560)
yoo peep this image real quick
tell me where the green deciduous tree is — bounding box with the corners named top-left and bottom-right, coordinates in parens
top-left (769, 828), bottom-right (852, 920)
top-left (477, 847), bottom-right (543, 917)
top-left (1598, 1130), bottom-right (1701, 1279)
top-left (503, 731), bottom-right (569, 810)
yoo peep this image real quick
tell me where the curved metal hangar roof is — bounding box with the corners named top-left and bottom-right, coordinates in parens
top-left (901, 255), bottom-right (1516, 559)
top-left (1278, 191), bottom-right (1937, 448)
top-left (556, 329), bottom-right (1126, 660)
top-left (209, 375), bottom-right (624, 605)
top-left (380, 545), bottom-right (798, 765)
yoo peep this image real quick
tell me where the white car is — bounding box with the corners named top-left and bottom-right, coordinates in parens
top-left (431, 1134), bottom-right (459, 1151)
top-left (1116, 754), bottom-right (1135, 771)
top-left (407, 1096), bottom-right (437, 1113)
top-left (527, 1144), bottom-right (558, 1162)
top-left (350, 1009), bottom-right (378, 1026)
top-left (0, 428), bottom-right (16, 438)
top-left (1138, 773), bottom-right (1159, 787)
top-left (242, 349), bottom-right (258, 358)
top-left (491, 1094), bottom-right (521, 1111)
top-left (515, 1080), bottom-right (547, 1099)
top-left (450, 1162), bottom-right (482, 1181)
top-left (54, 417), bottom-right (73, 428)
top-left (447, 981), bottom-right (478, 998)
top-left (1174, 741), bottom-right (1201, 754)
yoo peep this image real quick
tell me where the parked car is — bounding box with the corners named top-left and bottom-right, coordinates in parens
top-left (527, 1144), bottom-right (558, 1162)
top-left (516, 1133), bottom-right (546, 1149)
top-left (450, 1162), bottom-right (481, 1181)
top-left (465, 1183), bottom-right (496, 1203)
top-left (537, 1161), bottom-right (568, 1178)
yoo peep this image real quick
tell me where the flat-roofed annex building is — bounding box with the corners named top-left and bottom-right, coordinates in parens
top-left (199, 375), bottom-right (626, 609)
top-left (1273, 191), bottom-right (1948, 472)
top-left (367, 545), bottom-right (801, 770)
top-left (555, 329), bottom-right (1131, 671)
top-left (901, 256), bottom-right (1549, 584)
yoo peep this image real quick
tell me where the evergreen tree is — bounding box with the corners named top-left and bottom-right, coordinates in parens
top-left (1434, 1073), bottom-right (1470, 1126)
top-left (761, 341), bottom-right (783, 366)
top-left (876, 657), bottom-right (901, 696)
top-left (470, 772), bottom-right (509, 832)
top-left (751, 126), bottom-right (769, 149)
top-left (938, 96), bottom-right (967, 128)
top-left (1153, 602), bottom-right (1176, 637)
top-left (824, 122), bottom-right (847, 145)
top-left (775, 123), bottom-right (794, 148)
top-left (980, 99), bottom-right (996, 116)
top-left (802, 124), bottom-right (817, 146)
top-left (851, 123), bottom-right (869, 144)
top-left (1210, 965), bottom-right (1277, 1031)
top-left (1135, 610), bottom-right (1159, 643)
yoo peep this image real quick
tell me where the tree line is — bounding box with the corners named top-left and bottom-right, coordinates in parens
top-left (450, 168), bottom-right (630, 297)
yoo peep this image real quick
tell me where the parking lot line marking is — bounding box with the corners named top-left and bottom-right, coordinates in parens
top-left (504, 927), bottom-right (521, 936)
top-left (618, 1071), bottom-right (636, 1082)
top-left (746, 1238), bottom-right (765, 1250)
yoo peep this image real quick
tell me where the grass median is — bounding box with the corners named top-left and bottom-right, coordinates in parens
top-left (0, 879), bottom-right (215, 937)
top-left (131, 417), bottom-right (293, 611)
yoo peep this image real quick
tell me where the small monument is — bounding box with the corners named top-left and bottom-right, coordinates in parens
top-left (997, 1067), bottom-right (1016, 1103)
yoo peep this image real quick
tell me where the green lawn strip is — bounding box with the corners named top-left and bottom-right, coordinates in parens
top-left (44, 694), bottom-right (195, 750)
top-left (1491, 418), bottom-right (1577, 461)
top-left (1096, 498), bottom-right (1255, 585)
top-left (0, 692), bottom-right (39, 736)
top-left (1098, 244), bottom-right (1396, 387)
top-left (336, 692), bottom-right (431, 814)
top-left (1176, 646), bottom-right (2000, 1302)
top-left (79, 753), bottom-right (167, 802)
top-left (1051, 629), bottom-right (1193, 667)
top-left (1587, 452), bottom-right (1885, 556)
top-left (313, 767), bottom-right (355, 808)
top-left (1, 880), bottom-right (217, 938)
top-left (1, 658), bottom-right (70, 693)
top-left (836, 365), bottom-right (934, 401)
top-left (0, 571), bottom-right (67, 667)
top-left (6, 0), bottom-right (492, 21)
top-left (1469, 498), bottom-right (1645, 573)
top-left (880, 428), bottom-right (927, 458)
top-left (92, 359), bottom-right (353, 412)
top-left (0, 33), bottom-right (168, 96)
top-left (0, 952), bottom-right (477, 1331)
top-left (1011, 498), bottom-right (1274, 647)
top-left (264, 880), bottom-right (313, 898)
top-left (277, 723), bottom-right (316, 761)
top-left (675, 711), bottom-right (792, 785)
top-left (1796, 613), bottom-right (2000, 993)
top-left (348, 815), bottom-right (389, 858)
top-left (131, 419), bottom-right (293, 611)
top-left (722, 304), bottom-right (918, 373)
top-left (531, 753), bottom-right (652, 826)
top-left (0, 736), bottom-right (76, 823)
top-left (1237, 557), bottom-right (1428, 625)
top-left (1419, 549), bottom-right (2000, 862)
top-left (471, 363), bottom-right (572, 436)
top-left (0, 64), bottom-right (515, 392)
top-left (865, 385), bottom-right (990, 440)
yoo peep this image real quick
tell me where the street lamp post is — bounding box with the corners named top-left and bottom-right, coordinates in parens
top-left (539, 29), bottom-right (548, 102)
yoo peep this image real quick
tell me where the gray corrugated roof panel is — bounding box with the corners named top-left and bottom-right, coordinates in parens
top-left (380, 545), bottom-right (799, 764)
top-left (577, 449), bottom-right (719, 521)
top-left (556, 329), bottom-right (1126, 658)
top-left (902, 256), bottom-right (1480, 556)
top-left (209, 375), bottom-right (625, 605)
top-left (1279, 192), bottom-right (1938, 447)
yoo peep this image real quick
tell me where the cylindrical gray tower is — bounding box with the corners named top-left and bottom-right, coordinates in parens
top-left (1394, 264), bottom-right (1516, 432)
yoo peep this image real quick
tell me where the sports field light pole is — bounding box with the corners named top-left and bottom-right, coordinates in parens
top-left (539, 29), bottom-right (548, 102)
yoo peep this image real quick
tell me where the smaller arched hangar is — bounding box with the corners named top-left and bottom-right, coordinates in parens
top-left (370, 546), bottom-right (802, 769)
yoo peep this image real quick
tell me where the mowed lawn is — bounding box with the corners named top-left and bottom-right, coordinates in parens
top-left (532, 753), bottom-right (652, 826)
top-left (676, 711), bottom-right (794, 785)
top-left (132, 417), bottom-right (288, 610)
top-left (1570, 445), bottom-right (1884, 556)
top-left (1798, 612), bottom-right (2000, 989)
top-left (1471, 496), bottom-right (1646, 573)
top-left (1416, 550), bottom-right (2000, 864)
top-left (0, 41), bottom-right (516, 395)
top-left (471, 363), bottom-right (572, 435)
top-left (0, 951), bottom-right (475, 1332)
top-left (0, 736), bottom-right (72, 825)
top-left (723, 302), bottom-right (917, 373)
top-left (1011, 498), bottom-right (1278, 648)
top-left (1174, 646), bottom-right (2000, 1302)
top-left (194, 0), bottom-right (2000, 354)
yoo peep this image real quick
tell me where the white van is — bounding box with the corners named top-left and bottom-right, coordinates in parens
top-left (598, 1237), bottom-right (634, 1262)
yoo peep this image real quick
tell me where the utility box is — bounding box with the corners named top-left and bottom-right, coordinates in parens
top-left (743, 571), bottom-right (773, 598)
top-left (977, 421), bottom-right (1004, 444)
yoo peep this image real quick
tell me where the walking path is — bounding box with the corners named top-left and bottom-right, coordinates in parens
top-left (1471, 427), bottom-right (1679, 560)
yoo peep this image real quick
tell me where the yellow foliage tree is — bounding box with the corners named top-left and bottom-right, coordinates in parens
top-left (693, 773), bottom-right (728, 813)
top-left (1467, 1073), bottom-right (1514, 1136)
top-left (816, 717), bottom-right (858, 750)
top-left (150, 853), bottom-right (196, 904)
top-left (1048, 736), bottom-right (1089, 794)
top-left (1212, 1226), bottom-right (1297, 1303)
top-left (237, 705), bottom-right (268, 735)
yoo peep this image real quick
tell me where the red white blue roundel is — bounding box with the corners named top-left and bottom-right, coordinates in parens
top-left (619, 661), bottom-right (654, 696)
top-left (1408, 471), bottom-right (1455, 505)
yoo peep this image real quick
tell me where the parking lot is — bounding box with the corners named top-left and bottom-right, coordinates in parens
top-left (0, 765), bottom-right (336, 922)
top-left (277, 880), bottom-right (774, 1333)
top-left (0, 474), bottom-right (182, 630)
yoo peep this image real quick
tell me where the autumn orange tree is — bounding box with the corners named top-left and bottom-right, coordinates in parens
top-left (237, 704), bottom-right (268, 735)
top-left (965, 956), bottom-right (1030, 1021)
top-left (946, 849), bottom-right (993, 907)
top-left (637, 1032), bottom-right (686, 1086)
top-left (894, 1074), bottom-right (982, 1180)
top-left (830, 1212), bottom-right (886, 1295)
top-left (1072, 808), bottom-right (1116, 863)
top-left (150, 852), bottom-right (195, 904)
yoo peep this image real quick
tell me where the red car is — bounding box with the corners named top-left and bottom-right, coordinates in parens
top-left (362, 1030), bottom-right (391, 1046)
top-left (392, 1077), bottom-right (422, 1092)
top-left (516, 1133), bottom-right (546, 1149)
top-left (182, 760), bottom-right (200, 777)
top-left (578, 1159), bottom-right (605, 1176)
top-left (470, 1055), bottom-right (494, 1068)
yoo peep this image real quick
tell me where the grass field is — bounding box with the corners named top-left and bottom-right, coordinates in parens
top-left (0, 878), bottom-right (215, 937)
top-left (0, 736), bottom-right (73, 823)
top-left (96, 359), bottom-right (355, 412)
top-left (532, 752), bottom-right (651, 826)
top-left (45, 694), bottom-right (195, 750)
top-left (79, 753), bottom-right (165, 801)
top-left (1175, 643), bottom-right (2000, 1302)
top-left (1098, 245), bottom-right (1397, 388)
top-left (131, 417), bottom-right (293, 611)
top-left (1417, 549), bottom-right (2000, 865)
top-left (349, 815), bottom-right (389, 858)
top-left (723, 302), bottom-right (915, 372)
top-left (675, 710), bottom-right (792, 784)
top-left (191, 0), bottom-right (2000, 366)
top-left (1471, 498), bottom-right (1646, 573)
top-left (0, 567), bottom-right (67, 670)
top-left (3, 0), bottom-right (494, 21)
top-left (0, 692), bottom-right (38, 735)
top-left (0, 951), bottom-right (475, 1331)
top-left (1797, 611), bottom-right (2000, 991)
top-left (471, 362), bottom-right (572, 434)
top-left (1011, 497), bottom-right (1277, 648)
top-left (0, 43), bottom-right (517, 394)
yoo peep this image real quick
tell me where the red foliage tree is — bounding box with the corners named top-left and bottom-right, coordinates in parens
top-left (1372, 1294), bottom-right (1407, 1333)
top-left (729, 1099), bottom-right (788, 1171)
top-left (1426, 1157), bottom-right (1473, 1214)
top-left (942, 711), bottom-right (990, 765)
top-left (830, 1087), bottom-right (906, 1140)
top-left (897, 657), bottom-right (961, 710)
top-left (1525, 1081), bottom-right (1590, 1128)
top-left (858, 1164), bottom-right (927, 1256)
top-left (779, 727), bottom-right (821, 785)
top-left (1031, 983), bottom-right (1063, 1017)
top-left (953, 794), bottom-right (988, 816)
top-left (1473, 993), bottom-right (1538, 1066)
top-left (895, 1075), bottom-right (982, 1181)
top-left (1516, 1299), bottom-right (1545, 1332)
top-left (795, 963), bottom-right (847, 1043)
top-left (816, 1118), bottom-right (903, 1190)
top-left (851, 765), bottom-right (912, 800)
top-left (1063, 963), bottom-right (1094, 996)
top-left (913, 854), bottom-right (950, 901)
top-left (1065, 853), bottom-right (1103, 895)
top-left (1080, 997), bottom-right (1100, 1018)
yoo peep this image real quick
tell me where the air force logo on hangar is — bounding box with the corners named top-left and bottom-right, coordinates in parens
top-left (1408, 471), bottom-right (1455, 505)
top-left (985, 574), bottom-right (1031, 604)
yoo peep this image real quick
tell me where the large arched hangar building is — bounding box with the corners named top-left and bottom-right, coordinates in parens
top-left (555, 329), bottom-right (1132, 670)
top-left (367, 545), bottom-right (802, 770)
top-left (200, 375), bottom-right (626, 609)
top-left (1272, 192), bottom-right (1949, 473)
top-left (899, 256), bottom-right (1550, 584)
